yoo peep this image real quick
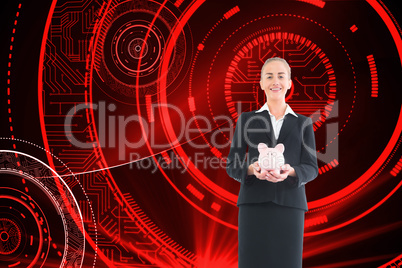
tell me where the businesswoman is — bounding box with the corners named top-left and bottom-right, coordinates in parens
top-left (226, 57), bottom-right (318, 268)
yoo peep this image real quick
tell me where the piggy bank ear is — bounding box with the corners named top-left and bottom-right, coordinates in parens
top-left (258, 143), bottom-right (268, 153)
top-left (275, 143), bottom-right (285, 153)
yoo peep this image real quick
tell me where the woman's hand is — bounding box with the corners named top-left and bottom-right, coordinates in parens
top-left (265, 164), bottom-right (295, 182)
top-left (248, 161), bottom-right (269, 180)
top-left (248, 162), bottom-right (295, 182)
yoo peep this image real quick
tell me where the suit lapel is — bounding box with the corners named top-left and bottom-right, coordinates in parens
top-left (277, 114), bottom-right (297, 143)
top-left (253, 111), bottom-right (275, 146)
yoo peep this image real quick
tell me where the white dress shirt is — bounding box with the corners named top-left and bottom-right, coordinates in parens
top-left (255, 103), bottom-right (298, 140)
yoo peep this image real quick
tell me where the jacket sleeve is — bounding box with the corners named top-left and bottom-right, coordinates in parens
top-left (293, 117), bottom-right (319, 187)
top-left (226, 113), bottom-right (252, 183)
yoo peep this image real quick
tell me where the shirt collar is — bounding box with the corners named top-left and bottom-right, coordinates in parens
top-left (255, 103), bottom-right (298, 117)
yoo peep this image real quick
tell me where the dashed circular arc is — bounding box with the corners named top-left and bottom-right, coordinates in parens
top-left (0, 150), bottom-right (86, 267)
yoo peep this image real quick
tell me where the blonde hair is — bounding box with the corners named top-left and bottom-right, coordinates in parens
top-left (260, 57), bottom-right (291, 80)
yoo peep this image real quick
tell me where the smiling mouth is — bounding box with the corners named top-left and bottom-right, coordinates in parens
top-left (270, 88), bottom-right (281, 91)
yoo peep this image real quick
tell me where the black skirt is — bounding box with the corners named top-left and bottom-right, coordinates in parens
top-left (238, 202), bottom-right (305, 268)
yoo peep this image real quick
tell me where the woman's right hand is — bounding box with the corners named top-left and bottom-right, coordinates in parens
top-left (248, 161), bottom-right (269, 180)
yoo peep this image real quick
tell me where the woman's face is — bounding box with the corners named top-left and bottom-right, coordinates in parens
top-left (260, 60), bottom-right (292, 102)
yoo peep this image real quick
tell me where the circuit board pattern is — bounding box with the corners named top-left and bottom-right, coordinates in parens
top-left (0, 150), bottom-right (84, 267)
top-left (39, 0), bottom-right (196, 266)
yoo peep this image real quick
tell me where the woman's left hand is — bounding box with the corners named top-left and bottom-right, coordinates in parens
top-left (265, 164), bottom-right (295, 182)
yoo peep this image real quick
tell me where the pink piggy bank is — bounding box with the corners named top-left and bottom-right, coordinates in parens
top-left (258, 143), bottom-right (285, 173)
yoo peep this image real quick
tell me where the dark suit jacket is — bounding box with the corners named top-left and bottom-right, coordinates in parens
top-left (226, 110), bottom-right (318, 211)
